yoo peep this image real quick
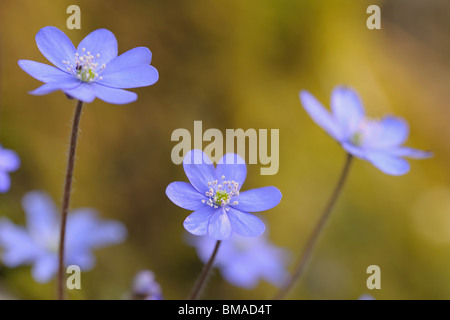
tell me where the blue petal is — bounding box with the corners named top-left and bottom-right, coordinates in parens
top-left (390, 147), bottom-right (433, 159)
top-left (18, 60), bottom-right (69, 83)
top-left (98, 65), bottom-right (159, 89)
top-left (166, 181), bottom-right (207, 210)
top-left (31, 253), bottom-right (58, 283)
top-left (183, 205), bottom-right (216, 236)
top-left (233, 186), bottom-right (282, 212)
top-left (22, 191), bottom-right (59, 243)
top-left (132, 270), bottom-right (160, 295)
top-left (67, 210), bottom-right (127, 250)
top-left (0, 172), bottom-right (11, 193)
top-left (183, 149), bottom-right (216, 194)
top-left (363, 116), bottom-right (409, 148)
top-left (222, 260), bottom-right (259, 288)
top-left (331, 86), bottom-right (365, 137)
top-left (101, 47), bottom-right (152, 74)
top-left (76, 29), bottom-right (118, 66)
top-left (85, 220), bottom-right (126, 249)
top-left (227, 207), bottom-right (265, 237)
top-left (92, 83), bottom-right (137, 104)
top-left (66, 250), bottom-right (95, 270)
top-left (216, 153), bottom-right (247, 187)
top-left (190, 235), bottom-right (226, 265)
top-left (63, 83), bottom-right (96, 103)
top-left (35, 26), bottom-right (76, 70)
top-left (29, 77), bottom-right (81, 95)
top-left (299, 90), bottom-right (342, 141)
top-left (208, 209), bottom-right (233, 240)
top-left (365, 151), bottom-right (410, 175)
top-left (0, 219), bottom-right (40, 266)
top-left (341, 142), bottom-right (366, 159)
top-left (0, 148), bottom-right (20, 172)
top-left (256, 246), bottom-right (290, 287)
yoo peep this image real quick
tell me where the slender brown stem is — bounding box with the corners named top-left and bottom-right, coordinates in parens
top-left (274, 153), bottom-right (353, 300)
top-left (57, 100), bottom-right (84, 300)
top-left (188, 240), bottom-right (221, 300)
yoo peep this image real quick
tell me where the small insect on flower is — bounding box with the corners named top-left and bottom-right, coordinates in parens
top-left (300, 86), bottom-right (432, 175)
top-left (166, 150), bottom-right (282, 240)
top-left (18, 26), bottom-right (159, 104)
top-left (0, 191), bottom-right (127, 283)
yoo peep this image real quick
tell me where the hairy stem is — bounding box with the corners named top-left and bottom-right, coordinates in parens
top-left (188, 240), bottom-right (221, 300)
top-left (57, 100), bottom-right (84, 300)
top-left (274, 153), bottom-right (353, 299)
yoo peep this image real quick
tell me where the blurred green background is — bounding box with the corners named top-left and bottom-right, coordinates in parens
top-left (0, 0), bottom-right (449, 300)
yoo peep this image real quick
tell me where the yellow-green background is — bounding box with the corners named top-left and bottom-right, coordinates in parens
top-left (0, 0), bottom-right (448, 299)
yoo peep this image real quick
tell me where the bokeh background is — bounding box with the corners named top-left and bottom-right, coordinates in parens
top-left (0, 0), bottom-right (449, 300)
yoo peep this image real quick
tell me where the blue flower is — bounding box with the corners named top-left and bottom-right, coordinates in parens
top-left (358, 294), bottom-right (375, 300)
top-left (0, 191), bottom-right (127, 283)
top-left (188, 232), bottom-right (290, 289)
top-left (300, 86), bottom-right (432, 175)
top-left (130, 270), bottom-right (163, 300)
top-left (18, 26), bottom-right (158, 104)
top-left (0, 145), bottom-right (20, 193)
top-left (166, 150), bottom-right (282, 240)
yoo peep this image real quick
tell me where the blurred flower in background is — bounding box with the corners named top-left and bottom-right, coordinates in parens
top-left (129, 270), bottom-right (163, 300)
top-left (166, 150), bottom-right (282, 240)
top-left (0, 191), bottom-right (127, 283)
top-left (18, 26), bottom-right (159, 104)
top-left (0, 145), bottom-right (20, 193)
top-left (358, 294), bottom-right (375, 300)
top-left (188, 232), bottom-right (290, 289)
top-left (300, 86), bottom-right (432, 175)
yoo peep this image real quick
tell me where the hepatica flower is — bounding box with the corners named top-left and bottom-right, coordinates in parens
top-left (0, 191), bottom-right (127, 283)
top-left (188, 233), bottom-right (289, 289)
top-left (166, 150), bottom-right (282, 240)
top-left (300, 86), bottom-right (432, 175)
top-left (18, 26), bottom-right (158, 104)
top-left (130, 270), bottom-right (163, 300)
top-left (0, 145), bottom-right (20, 193)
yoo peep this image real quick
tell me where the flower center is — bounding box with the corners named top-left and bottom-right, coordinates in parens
top-left (202, 176), bottom-right (240, 210)
top-left (62, 48), bottom-right (106, 83)
top-left (46, 237), bottom-right (59, 253)
top-left (350, 131), bottom-right (363, 146)
top-left (349, 117), bottom-right (379, 146)
top-left (34, 229), bottom-right (59, 253)
top-left (215, 190), bottom-right (230, 205)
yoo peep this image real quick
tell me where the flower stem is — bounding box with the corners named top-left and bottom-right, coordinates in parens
top-left (57, 100), bottom-right (84, 300)
top-left (274, 153), bottom-right (353, 300)
top-left (188, 240), bottom-right (221, 300)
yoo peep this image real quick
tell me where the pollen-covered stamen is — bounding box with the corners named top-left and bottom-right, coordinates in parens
top-left (62, 48), bottom-right (106, 83)
top-left (203, 176), bottom-right (240, 208)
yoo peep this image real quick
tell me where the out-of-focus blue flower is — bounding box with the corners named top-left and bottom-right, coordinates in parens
top-left (166, 150), bottom-right (282, 240)
top-left (18, 26), bottom-right (158, 104)
top-left (130, 270), bottom-right (163, 300)
top-left (358, 294), bottom-right (375, 300)
top-left (300, 86), bottom-right (432, 175)
top-left (188, 232), bottom-right (290, 289)
top-left (0, 191), bottom-right (127, 283)
top-left (0, 145), bottom-right (20, 193)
